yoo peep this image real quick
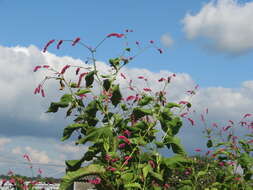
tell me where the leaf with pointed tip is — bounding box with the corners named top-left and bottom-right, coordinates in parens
top-left (138, 95), bottom-right (153, 106)
top-left (62, 123), bottom-right (88, 141)
top-left (75, 89), bottom-right (91, 96)
top-left (85, 71), bottom-right (95, 88)
top-left (132, 108), bottom-right (152, 120)
top-left (59, 164), bottom-right (105, 190)
top-left (111, 84), bottom-right (122, 107)
top-left (103, 79), bottom-right (112, 91)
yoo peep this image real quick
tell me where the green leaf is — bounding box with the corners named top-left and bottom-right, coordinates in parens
top-left (133, 107), bottom-right (152, 120)
top-left (169, 117), bottom-right (182, 136)
top-left (149, 171), bottom-right (163, 181)
top-left (155, 141), bottom-right (165, 148)
top-left (59, 164), bottom-right (105, 190)
top-left (165, 102), bottom-right (181, 109)
top-left (77, 126), bottom-right (113, 145)
top-left (65, 159), bottom-right (84, 172)
top-left (124, 183), bottom-right (141, 189)
top-left (103, 79), bottom-right (111, 91)
top-left (47, 94), bottom-right (73, 113)
top-left (162, 155), bottom-right (190, 168)
top-left (109, 58), bottom-right (120, 71)
top-left (61, 123), bottom-right (88, 141)
top-left (85, 71), bottom-right (95, 88)
top-left (197, 171), bottom-right (207, 177)
top-left (138, 95), bottom-right (153, 106)
top-left (133, 121), bottom-right (149, 130)
top-left (111, 84), bottom-right (122, 107)
top-left (121, 172), bottom-right (134, 183)
top-left (142, 164), bottom-right (152, 178)
top-left (75, 89), bottom-right (91, 96)
top-left (207, 139), bottom-right (213, 148)
top-left (125, 48), bottom-right (131, 52)
top-left (164, 136), bottom-right (186, 155)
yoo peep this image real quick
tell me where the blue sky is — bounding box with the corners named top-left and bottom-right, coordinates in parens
top-left (0, 0), bottom-right (253, 177)
top-left (1, 0), bottom-right (253, 88)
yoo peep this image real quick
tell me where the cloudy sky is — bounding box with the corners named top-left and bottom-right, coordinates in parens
top-left (0, 0), bottom-right (253, 177)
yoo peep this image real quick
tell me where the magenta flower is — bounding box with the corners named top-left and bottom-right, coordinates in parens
top-left (188, 118), bottom-right (195, 126)
top-left (75, 67), bottom-right (80, 75)
top-left (126, 95), bottom-right (135, 101)
top-left (158, 77), bottom-right (166, 82)
top-left (60, 65), bottom-right (71, 74)
top-left (33, 65), bottom-right (41, 72)
top-left (212, 123), bottom-right (218, 128)
top-left (42, 65), bottom-right (50, 68)
top-left (37, 168), bottom-right (43, 175)
top-left (41, 89), bottom-right (45, 97)
top-left (179, 100), bottom-right (189, 105)
top-left (150, 40), bottom-right (154, 44)
top-left (111, 158), bottom-right (119, 162)
top-left (223, 125), bottom-right (232, 131)
top-left (120, 73), bottom-right (126, 79)
top-left (107, 166), bottom-right (116, 172)
top-left (88, 177), bottom-right (101, 185)
top-left (43, 39), bottom-right (55, 53)
top-left (105, 154), bottom-right (111, 161)
top-left (194, 148), bottom-right (201, 152)
top-left (56, 40), bottom-right (63, 49)
top-left (72, 37), bottom-right (80, 46)
top-left (23, 153), bottom-right (31, 162)
top-left (107, 33), bottom-right (124, 38)
top-left (143, 88), bottom-right (151, 92)
top-left (138, 76), bottom-right (144, 79)
top-left (157, 48), bottom-right (163, 54)
top-left (247, 139), bottom-right (253, 144)
top-left (243, 113), bottom-right (251, 118)
top-left (200, 114), bottom-right (205, 122)
top-left (77, 72), bottom-right (88, 87)
top-left (180, 112), bottom-right (188, 118)
top-left (118, 136), bottom-right (131, 145)
top-left (149, 160), bottom-right (155, 169)
top-left (9, 178), bottom-right (15, 185)
top-left (118, 143), bottom-right (126, 149)
top-left (123, 130), bottom-right (131, 137)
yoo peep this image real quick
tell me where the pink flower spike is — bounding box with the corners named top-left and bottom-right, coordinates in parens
top-left (138, 76), bottom-right (144, 79)
top-left (124, 155), bottom-right (132, 161)
top-left (149, 160), bottom-right (155, 168)
top-left (42, 65), bottom-right (50, 68)
top-left (157, 48), bottom-right (163, 54)
top-left (180, 112), bottom-right (188, 118)
top-left (23, 154), bottom-right (31, 162)
top-left (72, 37), bottom-right (80, 46)
top-left (188, 118), bottom-right (195, 126)
top-left (107, 33), bottom-right (124, 38)
top-left (200, 114), bottom-right (205, 122)
top-left (120, 73), bottom-right (126, 79)
top-left (143, 88), bottom-right (151, 92)
top-left (228, 120), bottom-right (234, 125)
top-left (37, 168), bottom-right (43, 175)
top-left (118, 136), bottom-right (131, 145)
top-left (56, 40), bottom-right (63, 49)
top-left (9, 178), bottom-right (15, 185)
top-left (75, 67), bottom-right (80, 75)
top-left (33, 65), bottom-right (41, 72)
top-left (88, 177), bottom-right (101, 185)
top-left (43, 39), bottom-right (55, 53)
top-left (194, 148), bottom-right (201, 152)
top-left (179, 100), bottom-right (189, 105)
top-left (243, 113), bottom-right (251, 118)
top-left (126, 95), bottom-right (135, 101)
top-left (123, 130), bottom-right (131, 137)
top-left (247, 139), bottom-right (253, 144)
top-left (206, 108), bottom-right (209, 114)
top-left (41, 89), bottom-right (45, 97)
top-left (158, 77), bottom-right (166, 82)
top-left (105, 154), bottom-right (111, 161)
top-left (135, 41), bottom-right (140, 45)
top-left (118, 143), bottom-right (126, 149)
top-left (223, 125), bottom-right (232, 131)
top-left (150, 40), bottom-right (154, 44)
top-left (60, 65), bottom-right (71, 74)
top-left (212, 123), bottom-right (218, 128)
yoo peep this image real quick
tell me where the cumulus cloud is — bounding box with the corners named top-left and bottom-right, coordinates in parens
top-left (160, 33), bottom-right (174, 48)
top-left (0, 138), bottom-right (11, 150)
top-left (182, 0), bottom-right (253, 54)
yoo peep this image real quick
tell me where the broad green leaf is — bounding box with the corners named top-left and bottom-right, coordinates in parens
top-left (75, 89), bottom-right (91, 96)
top-left (142, 164), bottom-right (152, 178)
top-left (149, 171), bottom-right (163, 181)
top-left (111, 84), bottom-right (122, 107)
top-left (61, 123), bottom-right (88, 141)
top-left (85, 71), bottom-right (95, 87)
top-left (155, 141), bottom-right (165, 148)
top-left (169, 117), bottom-right (182, 136)
top-left (207, 139), bottom-right (213, 148)
top-left (103, 79), bottom-right (111, 91)
top-left (124, 183), bottom-right (141, 189)
top-left (59, 164), bottom-right (105, 190)
top-left (60, 94), bottom-right (73, 103)
top-left (65, 159), bottom-right (84, 172)
top-left (133, 121), bottom-right (149, 130)
top-left (164, 136), bottom-right (186, 155)
top-left (162, 155), bottom-right (190, 168)
top-left (133, 107), bottom-right (152, 120)
top-left (138, 95), bottom-right (153, 106)
top-left (121, 172), bottom-right (134, 183)
top-left (197, 171), bottom-right (207, 177)
top-left (77, 126), bottom-right (113, 145)
top-left (47, 102), bottom-right (69, 113)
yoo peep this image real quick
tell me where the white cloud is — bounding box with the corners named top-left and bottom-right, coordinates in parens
top-left (55, 143), bottom-right (87, 153)
top-left (182, 0), bottom-right (253, 54)
top-left (0, 138), bottom-right (11, 150)
top-left (160, 33), bottom-right (174, 48)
